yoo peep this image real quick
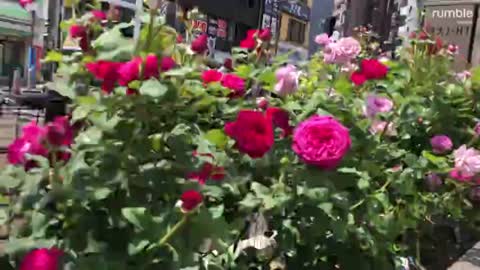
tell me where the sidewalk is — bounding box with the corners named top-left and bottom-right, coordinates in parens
top-left (450, 242), bottom-right (480, 269)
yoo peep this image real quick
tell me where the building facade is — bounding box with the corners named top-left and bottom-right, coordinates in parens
top-left (277, 0), bottom-right (312, 62)
top-left (0, 0), bottom-right (39, 83)
top-left (308, 0), bottom-right (334, 55)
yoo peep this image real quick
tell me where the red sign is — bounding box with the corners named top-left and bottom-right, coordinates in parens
top-left (193, 20), bottom-right (207, 33)
top-left (217, 19), bottom-right (228, 39)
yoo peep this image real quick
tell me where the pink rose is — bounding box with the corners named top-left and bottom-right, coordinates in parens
top-left (221, 74), bottom-right (245, 97)
top-left (323, 43), bottom-right (339, 64)
top-left (144, 54), bottom-right (159, 79)
top-left (292, 115), bottom-right (351, 169)
top-left (274, 64), bottom-right (300, 96)
top-left (19, 0), bottom-right (34, 8)
top-left (369, 120), bottom-right (396, 136)
top-left (453, 145), bottom-right (480, 179)
top-left (365, 95), bottom-right (394, 118)
top-left (91, 10), bottom-right (107, 21)
top-left (20, 248), bottom-right (63, 270)
top-left (202, 69), bottom-right (223, 85)
top-left (118, 57), bottom-right (141, 86)
top-left (474, 122), bottom-right (480, 136)
top-left (8, 121), bottom-right (48, 166)
top-left (336, 37), bottom-right (361, 59)
top-left (430, 135), bottom-right (453, 154)
top-left (450, 169), bottom-right (473, 182)
top-left (315, 33), bottom-right (331, 46)
top-left (457, 70), bottom-right (471, 81)
top-left (324, 37), bottom-right (361, 64)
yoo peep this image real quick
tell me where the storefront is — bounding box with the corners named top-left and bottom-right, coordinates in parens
top-left (0, 1), bottom-right (32, 82)
top-left (424, 0), bottom-right (480, 69)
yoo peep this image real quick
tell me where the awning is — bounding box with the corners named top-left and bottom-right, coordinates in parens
top-left (0, 1), bottom-right (32, 37)
top-left (0, 2), bottom-right (32, 21)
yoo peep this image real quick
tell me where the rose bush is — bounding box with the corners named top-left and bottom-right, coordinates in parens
top-left (2, 3), bottom-right (480, 270)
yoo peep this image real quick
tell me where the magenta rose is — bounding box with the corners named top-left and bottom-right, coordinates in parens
top-left (430, 135), bottom-right (453, 154)
top-left (292, 115), bottom-right (351, 169)
top-left (20, 248), bottom-right (63, 270)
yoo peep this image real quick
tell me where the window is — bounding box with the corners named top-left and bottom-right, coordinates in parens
top-left (287, 18), bottom-right (306, 44)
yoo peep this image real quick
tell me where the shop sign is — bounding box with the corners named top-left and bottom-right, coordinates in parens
top-left (280, 1), bottom-right (310, 21)
top-left (425, 4), bottom-right (475, 67)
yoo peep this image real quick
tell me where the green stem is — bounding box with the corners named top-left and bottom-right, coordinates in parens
top-left (143, 8), bottom-right (157, 52)
top-left (379, 178), bottom-right (393, 192)
top-left (158, 215), bottom-right (189, 246)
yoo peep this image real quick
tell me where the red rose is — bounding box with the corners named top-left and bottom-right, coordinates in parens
top-left (221, 74), bottom-right (245, 97)
top-left (188, 151), bottom-right (225, 184)
top-left (223, 58), bottom-right (233, 70)
top-left (180, 190), bottom-right (203, 211)
top-left (188, 163), bottom-right (225, 184)
top-left (202, 70), bottom-right (223, 85)
top-left (70, 24), bottom-right (87, 38)
top-left (70, 24), bottom-right (89, 51)
top-left (256, 97), bottom-right (269, 110)
top-left (191, 34), bottom-right (208, 54)
top-left (266, 107), bottom-right (293, 138)
top-left (360, 59), bottom-right (388, 80)
top-left (225, 110), bottom-right (274, 158)
top-left (176, 34), bottom-right (183, 43)
top-left (418, 31), bottom-right (429, 40)
top-left (160, 56), bottom-right (176, 72)
top-left (86, 60), bottom-right (121, 93)
top-left (144, 54), bottom-right (159, 79)
top-left (350, 71), bottom-right (367, 86)
top-left (408, 32), bottom-right (417, 39)
top-left (46, 116), bottom-right (73, 147)
top-left (19, 0), bottom-right (34, 8)
top-left (240, 29), bottom-right (258, 49)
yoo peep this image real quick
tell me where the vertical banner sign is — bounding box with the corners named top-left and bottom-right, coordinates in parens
top-left (425, 5), bottom-right (475, 69)
top-left (192, 13), bottom-right (208, 38)
top-left (207, 17), bottom-right (218, 58)
top-left (217, 19), bottom-right (228, 40)
top-left (262, 0), bottom-right (279, 39)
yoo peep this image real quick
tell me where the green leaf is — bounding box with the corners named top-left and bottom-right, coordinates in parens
top-left (92, 187), bottom-right (112, 200)
top-left (93, 23), bottom-right (135, 61)
top-left (318, 202), bottom-right (334, 218)
top-left (44, 51), bottom-right (63, 63)
top-left (139, 79), bottom-right (168, 98)
top-left (31, 212), bottom-right (48, 237)
top-left (121, 207), bottom-right (148, 231)
top-left (472, 66), bottom-right (480, 87)
top-left (164, 67), bottom-right (194, 77)
top-left (333, 76), bottom-right (353, 97)
top-left (5, 238), bottom-right (56, 254)
top-left (235, 64), bottom-right (253, 78)
top-left (208, 205), bottom-right (224, 219)
top-left (204, 129), bottom-right (228, 149)
top-left (0, 209), bottom-right (8, 225)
